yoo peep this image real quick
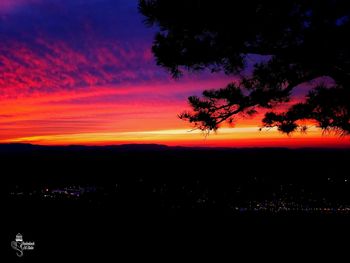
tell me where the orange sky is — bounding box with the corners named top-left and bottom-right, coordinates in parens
top-left (0, 0), bottom-right (349, 148)
top-left (1, 76), bottom-right (349, 147)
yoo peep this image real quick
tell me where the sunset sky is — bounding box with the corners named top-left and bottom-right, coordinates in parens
top-left (0, 0), bottom-right (349, 147)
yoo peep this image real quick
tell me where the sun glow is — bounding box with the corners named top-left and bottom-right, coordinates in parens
top-left (1, 0), bottom-right (349, 149)
top-left (2, 126), bottom-right (349, 148)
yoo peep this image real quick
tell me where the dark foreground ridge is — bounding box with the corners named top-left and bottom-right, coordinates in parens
top-left (4, 143), bottom-right (350, 214)
top-left (4, 143), bottom-right (350, 259)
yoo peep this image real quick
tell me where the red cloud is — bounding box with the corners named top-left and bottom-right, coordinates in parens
top-left (0, 36), bottom-right (347, 147)
top-left (0, 38), bottom-right (163, 97)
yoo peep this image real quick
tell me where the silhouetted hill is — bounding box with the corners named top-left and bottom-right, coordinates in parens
top-left (0, 143), bottom-right (172, 153)
top-left (4, 142), bottom-right (350, 259)
top-left (4, 142), bottom-right (350, 197)
top-left (4, 143), bottom-right (350, 217)
top-left (1, 142), bottom-right (349, 154)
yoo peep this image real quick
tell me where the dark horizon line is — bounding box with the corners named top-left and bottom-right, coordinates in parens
top-left (0, 142), bottom-right (349, 151)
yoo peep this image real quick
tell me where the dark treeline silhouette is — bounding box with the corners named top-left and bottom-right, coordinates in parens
top-left (139, 0), bottom-right (350, 135)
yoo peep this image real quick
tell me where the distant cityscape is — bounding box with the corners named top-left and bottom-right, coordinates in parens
top-left (4, 145), bottom-right (350, 217)
top-left (8, 181), bottom-right (350, 215)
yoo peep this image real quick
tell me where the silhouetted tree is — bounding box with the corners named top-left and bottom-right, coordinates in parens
top-left (139, 0), bottom-right (350, 135)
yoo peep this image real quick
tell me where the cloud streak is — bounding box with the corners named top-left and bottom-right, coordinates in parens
top-left (0, 0), bottom-right (347, 147)
top-left (0, 38), bottom-right (161, 95)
